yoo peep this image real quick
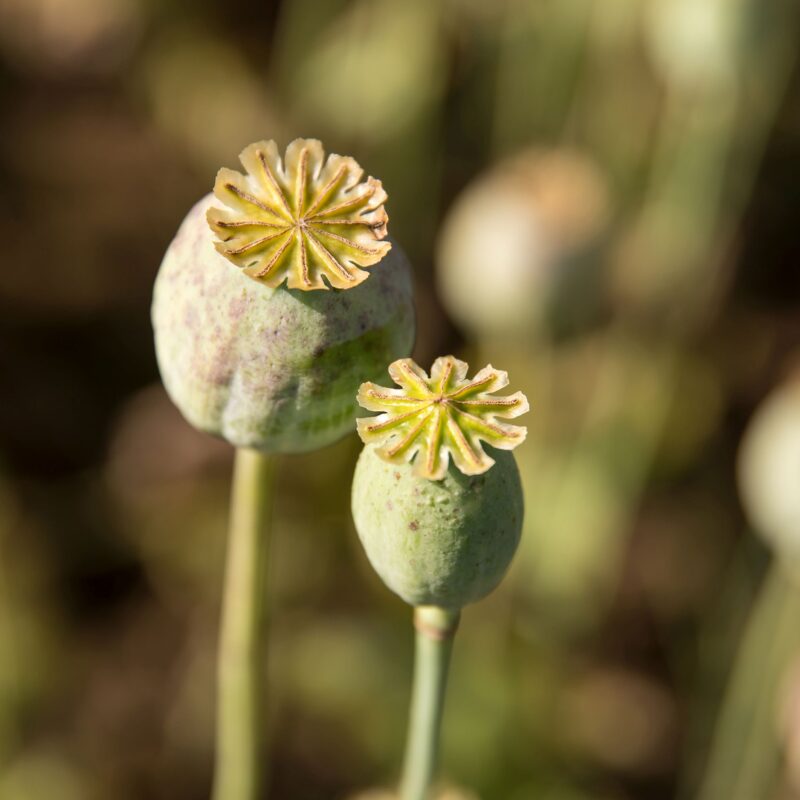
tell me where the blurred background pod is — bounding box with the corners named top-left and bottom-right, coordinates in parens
top-left (347, 787), bottom-right (480, 800)
top-left (644, 0), bottom-right (741, 96)
top-left (436, 148), bottom-right (611, 343)
top-left (692, 373), bottom-right (800, 800)
top-left (738, 374), bottom-right (800, 562)
top-left (0, 0), bottom-right (142, 78)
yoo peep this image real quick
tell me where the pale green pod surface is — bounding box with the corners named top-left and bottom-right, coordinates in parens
top-left (152, 194), bottom-right (415, 453)
top-left (352, 444), bottom-right (524, 609)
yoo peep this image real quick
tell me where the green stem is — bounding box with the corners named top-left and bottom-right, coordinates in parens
top-left (697, 562), bottom-right (800, 800)
top-left (399, 605), bottom-right (461, 800)
top-left (212, 448), bottom-right (275, 800)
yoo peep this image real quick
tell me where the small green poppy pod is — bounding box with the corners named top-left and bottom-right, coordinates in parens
top-left (152, 138), bottom-right (415, 453)
top-left (351, 356), bottom-right (527, 608)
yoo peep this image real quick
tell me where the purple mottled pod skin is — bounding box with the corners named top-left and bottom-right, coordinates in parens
top-left (152, 194), bottom-right (415, 453)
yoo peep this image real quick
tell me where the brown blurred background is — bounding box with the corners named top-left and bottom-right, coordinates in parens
top-left (1, 0), bottom-right (800, 798)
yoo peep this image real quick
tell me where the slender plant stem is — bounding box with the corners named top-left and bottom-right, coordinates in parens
top-left (697, 562), bottom-right (800, 800)
top-left (212, 447), bottom-right (275, 800)
top-left (399, 605), bottom-right (461, 800)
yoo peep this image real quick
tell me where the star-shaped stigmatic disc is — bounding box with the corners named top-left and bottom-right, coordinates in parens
top-left (356, 357), bottom-right (529, 480)
top-left (207, 138), bottom-right (391, 290)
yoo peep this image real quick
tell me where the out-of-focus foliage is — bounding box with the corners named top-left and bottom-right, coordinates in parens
top-left (0, 0), bottom-right (799, 797)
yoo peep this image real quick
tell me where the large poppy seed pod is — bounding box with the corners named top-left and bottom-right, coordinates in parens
top-left (437, 149), bottom-right (609, 339)
top-left (152, 139), bottom-right (415, 453)
top-left (738, 376), bottom-right (800, 562)
top-left (351, 357), bottom-right (527, 608)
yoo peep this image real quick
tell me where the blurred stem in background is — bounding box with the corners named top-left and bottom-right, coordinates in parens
top-left (697, 563), bottom-right (800, 800)
top-left (631, 0), bottom-right (800, 331)
top-left (492, 0), bottom-right (592, 154)
top-left (213, 449), bottom-right (275, 800)
top-left (400, 607), bottom-right (460, 800)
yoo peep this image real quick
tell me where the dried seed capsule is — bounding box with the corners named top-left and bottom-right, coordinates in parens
top-left (351, 357), bottom-right (527, 608)
top-left (152, 140), bottom-right (415, 453)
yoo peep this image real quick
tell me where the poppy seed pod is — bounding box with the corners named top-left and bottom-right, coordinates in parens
top-left (645, 0), bottom-right (739, 93)
top-left (152, 139), bottom-right (415, 453)
top-left (437, 149), bottom-right (609, 339)
top-left (738, 376), bottom-right (800, 562)
top-left (352, 444), bottom-right (523, 608)
top-left (351, 357), bottom-right (527, 608)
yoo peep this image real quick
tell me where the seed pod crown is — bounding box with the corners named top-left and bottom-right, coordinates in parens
top-left (208, 138), bottom-right (391, 290)
top-left (356, 356), bottom-right (529, 480)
